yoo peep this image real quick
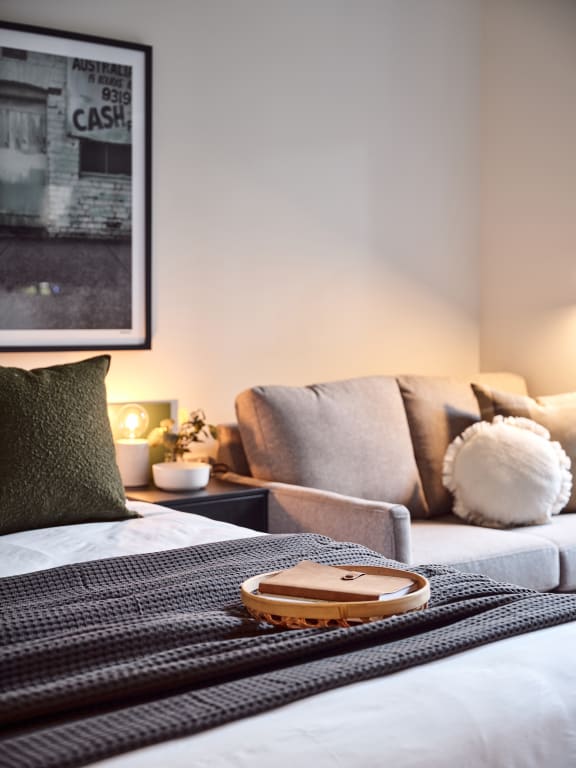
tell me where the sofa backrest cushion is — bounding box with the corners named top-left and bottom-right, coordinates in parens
top-left (470, 371), bottom-right (528, 396)
top-left (215, 423), bottom-right (251, 476)
top-left (472, 383), bottom-right (576, 511)
top-left (397, 375), bottom-right (482, 518)
top-left (235, 376), bottom-right (429, 517)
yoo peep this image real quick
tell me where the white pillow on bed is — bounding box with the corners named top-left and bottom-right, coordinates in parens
top-left (442, 416), bottom-right (572, 529)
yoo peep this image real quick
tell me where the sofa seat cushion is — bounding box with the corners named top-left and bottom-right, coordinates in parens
top-left (410, 515), bottom-right (559, 591)
top-left (521, 514), bottom-right (576, 592)
top-left (235, 376), bottom-right (429, 517)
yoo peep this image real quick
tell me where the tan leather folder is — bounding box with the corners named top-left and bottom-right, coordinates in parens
top-left (258, 560), bottom-right (416, 602)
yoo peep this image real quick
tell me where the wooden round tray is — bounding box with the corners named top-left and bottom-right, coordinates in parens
top-left (241, 564), bottom-right (430, 629)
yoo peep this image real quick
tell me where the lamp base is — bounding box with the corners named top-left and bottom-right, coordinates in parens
top-left (115, 439), bottom-right (150, 487)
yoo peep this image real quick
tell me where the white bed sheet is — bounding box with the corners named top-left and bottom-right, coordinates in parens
top-left (0, 501), bottom-right (258, 578)
top-left (3, 503), bottom-right (576, 768)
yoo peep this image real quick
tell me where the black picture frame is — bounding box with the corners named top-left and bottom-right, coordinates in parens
top-left (0, 22), bottom-right (152, 350)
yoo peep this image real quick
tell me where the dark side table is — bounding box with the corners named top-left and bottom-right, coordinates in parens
top-left (126, 477), bottom-right (268, 532)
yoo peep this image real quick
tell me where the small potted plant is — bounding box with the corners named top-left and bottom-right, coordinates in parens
top-left (148, 409), bottom-right (217, 463)
top-left (148, 409), bottom-right (218, 491)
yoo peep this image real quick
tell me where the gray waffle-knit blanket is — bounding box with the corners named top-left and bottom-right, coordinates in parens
top-left (2, 532), bottom-right (576, 768)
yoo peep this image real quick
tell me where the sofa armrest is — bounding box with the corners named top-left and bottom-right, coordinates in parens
top-left (218, 471), bottom-right (412, 563)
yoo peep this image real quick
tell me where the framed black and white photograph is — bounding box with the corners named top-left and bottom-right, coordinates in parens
top-left (0, 22), bottom-right (151, 350)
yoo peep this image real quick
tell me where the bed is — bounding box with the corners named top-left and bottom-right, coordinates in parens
top-left (2, 356), bottom-right (576, 768)
top-left (3, 500), bottom-right (576, 768)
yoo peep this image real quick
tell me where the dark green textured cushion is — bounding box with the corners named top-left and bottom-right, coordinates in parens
top-left (0, 355), bottom-right (137, 535)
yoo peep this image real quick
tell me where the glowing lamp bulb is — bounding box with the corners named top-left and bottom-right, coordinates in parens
top-left (117, 403), bottom-right (149, 440)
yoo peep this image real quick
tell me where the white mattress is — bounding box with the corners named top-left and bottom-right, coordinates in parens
top-left (3, 502), bottom-right (576, 768)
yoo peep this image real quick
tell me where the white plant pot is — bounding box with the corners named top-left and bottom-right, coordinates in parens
top-left (152, 461), bottom-right (211, 491)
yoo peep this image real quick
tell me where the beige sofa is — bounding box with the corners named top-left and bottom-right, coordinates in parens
top-left (216, 372), bottom-right (576, 592)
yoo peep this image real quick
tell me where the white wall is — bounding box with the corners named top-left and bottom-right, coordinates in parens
top-left (0, 0), bottom-right (481, 421)
top-left (481, 0), bottom-right (576, 395)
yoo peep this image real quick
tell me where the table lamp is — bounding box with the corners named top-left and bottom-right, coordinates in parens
top-left (114, 403), bottom-right (150, 487)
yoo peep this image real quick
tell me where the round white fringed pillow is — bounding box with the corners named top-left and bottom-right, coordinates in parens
top-left (442, 416), bottom-right (572, 529)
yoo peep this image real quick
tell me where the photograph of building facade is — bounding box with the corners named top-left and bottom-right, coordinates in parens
top-left (0, 44), bottom-right (132, 330)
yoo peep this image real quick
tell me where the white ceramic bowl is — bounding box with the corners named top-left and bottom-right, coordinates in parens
top-left (152, 461), bottom-right (211, 491)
